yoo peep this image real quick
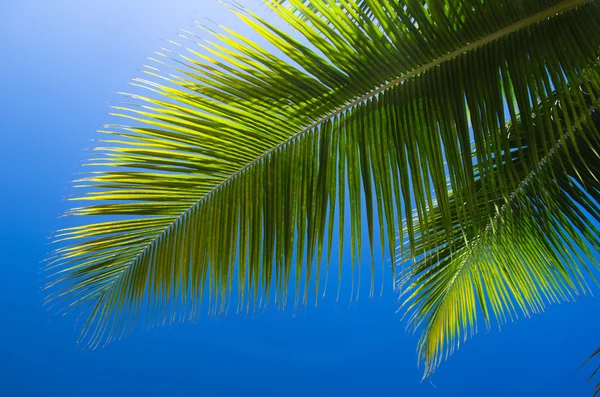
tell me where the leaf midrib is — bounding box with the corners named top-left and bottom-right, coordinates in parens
top-left (102, 0), bottom-right (592, 293)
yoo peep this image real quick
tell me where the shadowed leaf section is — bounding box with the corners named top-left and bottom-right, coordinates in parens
top-left (400, 90), bottom-right (600, 376)
top-left (583, 347), bottom-right (600, 396)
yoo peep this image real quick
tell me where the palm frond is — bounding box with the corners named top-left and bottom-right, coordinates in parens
top-left (583, 347), bottom-right (600, 396)
top-left (399, 87), bottom-right (600, 376)
top-left (47, 0), bottom-right (600, 345)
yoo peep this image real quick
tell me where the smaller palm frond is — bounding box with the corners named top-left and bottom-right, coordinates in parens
top-left (583, 347), bottom-right (600, 396)
top-left (399, 84), bottom-right (600, 376)
top-left (278, 0), bottom-right (371, 17)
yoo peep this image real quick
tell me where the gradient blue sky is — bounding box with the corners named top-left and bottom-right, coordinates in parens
top-left (2, 1), bottom-right (600, 396)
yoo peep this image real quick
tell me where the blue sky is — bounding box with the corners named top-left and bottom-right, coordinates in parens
top-left (2, 1), bottom-right (600, 395)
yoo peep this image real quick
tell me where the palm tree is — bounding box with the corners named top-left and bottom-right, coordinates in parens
top-left (47, 0), bottom-right (600, 391)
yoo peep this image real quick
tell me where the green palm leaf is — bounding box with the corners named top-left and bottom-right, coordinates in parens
top-left (583, 347), bottom-right (600, 396)
top-left (47, 0), bottom-right (600, 351)
top-left (400, 85), bottom-right (600, 376)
